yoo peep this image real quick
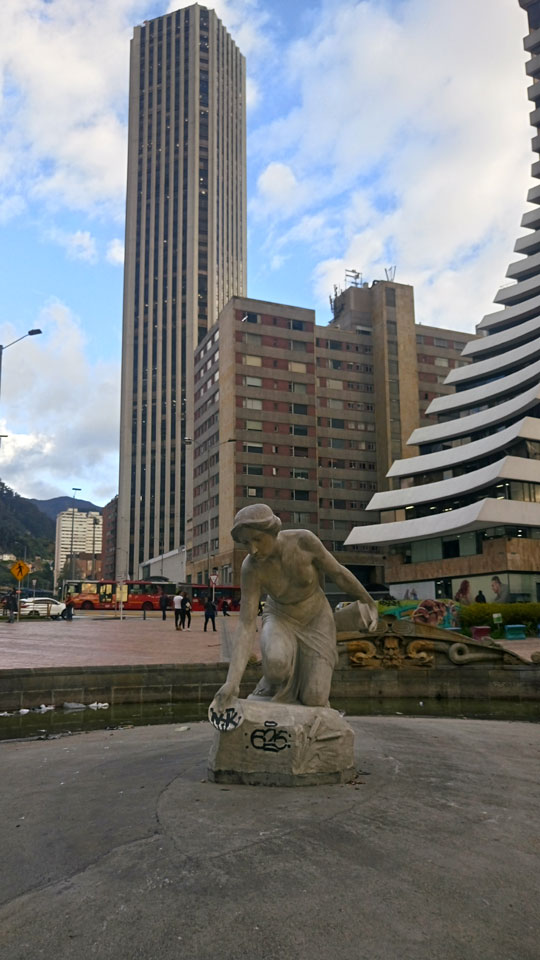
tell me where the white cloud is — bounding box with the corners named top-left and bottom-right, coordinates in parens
top-left (106, 238), bottom-right (124, 266)
top-left (0, 193), bottom-right (25, 223)
top-left (245, 75), bottom-right (260, 111)
top-left (0, 0), bottom-right (138, 217)
top-left (249, 0), bottom-right (532, 330)
top-left (48, 228), bottom-right (99, 263)
top-left (0, 301), bottom-right (120, 503)
top-left (254, 161), bottom-right (307, 217)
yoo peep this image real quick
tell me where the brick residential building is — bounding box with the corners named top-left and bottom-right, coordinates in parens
top-left (187, 283), bottom-right (474, 591)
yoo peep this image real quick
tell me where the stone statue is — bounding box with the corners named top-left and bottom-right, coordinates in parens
top-left (209, 504), bottom-right (378, 729)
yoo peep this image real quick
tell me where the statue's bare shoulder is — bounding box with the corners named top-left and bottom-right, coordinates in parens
top-left (280, 528), bottom-right (320, 552)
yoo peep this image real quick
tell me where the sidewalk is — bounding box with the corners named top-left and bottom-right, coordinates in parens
top-left (1, 715), bottom-right (539, 960)
top-left (0, 611), bottom-right (243, 670)
top-left (1, 611), bottom-right (538, 671)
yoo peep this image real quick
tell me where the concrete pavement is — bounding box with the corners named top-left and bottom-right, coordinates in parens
top-left (0, 611), bottom-right (537, 670)
top-left (1, 716), bottom-right (539, 960)
top-left (0, 611), bottom-right (242, 669)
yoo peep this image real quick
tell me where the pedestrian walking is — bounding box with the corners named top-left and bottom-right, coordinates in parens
top-left (204, 597), bottom-right (217, 632)
top-left (5, 589), bottom-right (18, 623)
top-left (61, 594), bottom-right (75, 621)
top-left (181, 592), bottom-right (192, 630)
top-left (222, 599), bottom-right (230, 617)
top-left (173, 589), bottom-right (183, 630)
top-left (159, 590), bottom-right (169, 621)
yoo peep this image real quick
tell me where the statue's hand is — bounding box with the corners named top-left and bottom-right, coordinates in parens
top-left (365, 601), bottom-right (379, 633)
top-left (353, 599), bottom-right (379, 632)
top-left (208, 682), bottom-right (243, 732)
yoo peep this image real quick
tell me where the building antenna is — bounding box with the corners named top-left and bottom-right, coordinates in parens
top-left (384, 266), bottom-right (397, 282)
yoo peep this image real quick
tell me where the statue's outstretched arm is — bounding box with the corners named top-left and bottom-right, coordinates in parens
top-left (306, 531), bottom-right (379, 631)
top-left (209, 560), bottom-right (259, 715)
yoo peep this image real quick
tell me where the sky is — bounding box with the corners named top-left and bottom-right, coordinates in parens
top-left (0, 0), bottom-right (534, 506)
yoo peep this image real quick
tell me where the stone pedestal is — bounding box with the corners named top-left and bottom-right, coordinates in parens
top-left (208, 699), bottom-right (356, 786)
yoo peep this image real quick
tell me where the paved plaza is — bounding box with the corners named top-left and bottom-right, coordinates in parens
top-left (0, 611), bottom-right (537, 671)
top-left (0, 610), bottom-right (244, 670)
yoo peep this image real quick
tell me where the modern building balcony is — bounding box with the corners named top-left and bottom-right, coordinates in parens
top-left (506, 247), bottom-right (540, 280)
top-left (425, 355), bottom-right (540, 415)
top-left (409, 383), bottom-right (540, 447)
top-left (526, 182), bottom-right (540, 203)
top-left (527, 78), bottom-right (540, 101)
top-left (344, 497), bottom-right (540, 548)
top-left (514, 229), bottom-right (540, 254)
top-left (464, 315), bottom-right (540, 357)
top-left (520, 205), bottom-right (540, 228)
top-left (494, 272), bottom-right (540, 306)
top-left (506, 249), bottom-right (540, 280)
top-left (524, 23), bottom-right (540, 53)
top-left (447, 334), bottom-right (540, 382)
top-left (366, 455), bottom-right (539, 513)
top-left (477, 293), bottom-right (540, 333)
top-left (387, 416), bottom-right (540, 480)
top-left (526, 51), bottom-right (540, 76)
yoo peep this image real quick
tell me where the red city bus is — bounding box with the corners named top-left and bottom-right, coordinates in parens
top-left (62, 580), bottom-right (241, 612)
top-left (186, 584), bottom-right (241, 612)
top-left (62, 580), bottom-right (175, 611)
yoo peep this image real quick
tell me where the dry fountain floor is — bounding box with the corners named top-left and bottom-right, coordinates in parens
top-left (1, 715), bottom-right (539, 960)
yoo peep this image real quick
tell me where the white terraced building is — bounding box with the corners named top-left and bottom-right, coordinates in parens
top-left (345, 0), bottom-right (540, 605)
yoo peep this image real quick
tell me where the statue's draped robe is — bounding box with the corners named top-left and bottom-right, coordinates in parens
top-left (251, 593), bottom-right (337, 703)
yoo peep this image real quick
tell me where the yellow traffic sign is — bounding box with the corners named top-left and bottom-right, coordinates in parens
top-left (11, 560), bottom-right (30, 581)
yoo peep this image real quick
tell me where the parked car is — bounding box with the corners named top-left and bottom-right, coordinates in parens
top-left (19, 598), bottom-right (66, 620)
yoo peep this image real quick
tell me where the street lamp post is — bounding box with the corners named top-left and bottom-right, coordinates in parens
top-left (70, 487), bottom-right (81, 581)
top-left (0, 329), bottom-right (42, 407)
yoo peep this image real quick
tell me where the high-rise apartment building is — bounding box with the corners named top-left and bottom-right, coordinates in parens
top-left (187, 286), bottom-right (474, 588)
top-left (54, 510), bottom-right (102, 587)
top-left (117, 5), bottom-right (246, 578)
top-left (345, 0), bottom-right (540, 603)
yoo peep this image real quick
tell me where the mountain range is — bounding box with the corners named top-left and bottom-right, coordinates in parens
top-left (30, 495), bottom-right (102, 522)
top-left (0, 481), bottom-right (103, 557)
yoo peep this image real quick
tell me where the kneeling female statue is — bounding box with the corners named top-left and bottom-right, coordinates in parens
top-left (210, 504), bottom-right (378, 723)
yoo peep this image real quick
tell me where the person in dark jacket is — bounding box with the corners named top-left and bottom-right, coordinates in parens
top-left (180, 592), bottom-right (192, 630)
top-left (204, 597), bottom-right (217, 632)
top-left (5, 589), bottom-right (18, 623)
top-left (159, 590), bottom-right (169, 621)
top-left (221, 599), bottom-right (230, 616)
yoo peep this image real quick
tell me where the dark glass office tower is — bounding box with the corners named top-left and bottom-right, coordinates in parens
top-left (117, 5), bottom-right (246, 577)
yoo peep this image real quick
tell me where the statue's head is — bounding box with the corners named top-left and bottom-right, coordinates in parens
top-left (231, 503), bottom-right (281, 544)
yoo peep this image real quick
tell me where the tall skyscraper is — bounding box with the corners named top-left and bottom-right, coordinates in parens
top-left (117, 5), bottom-right (246, 578)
